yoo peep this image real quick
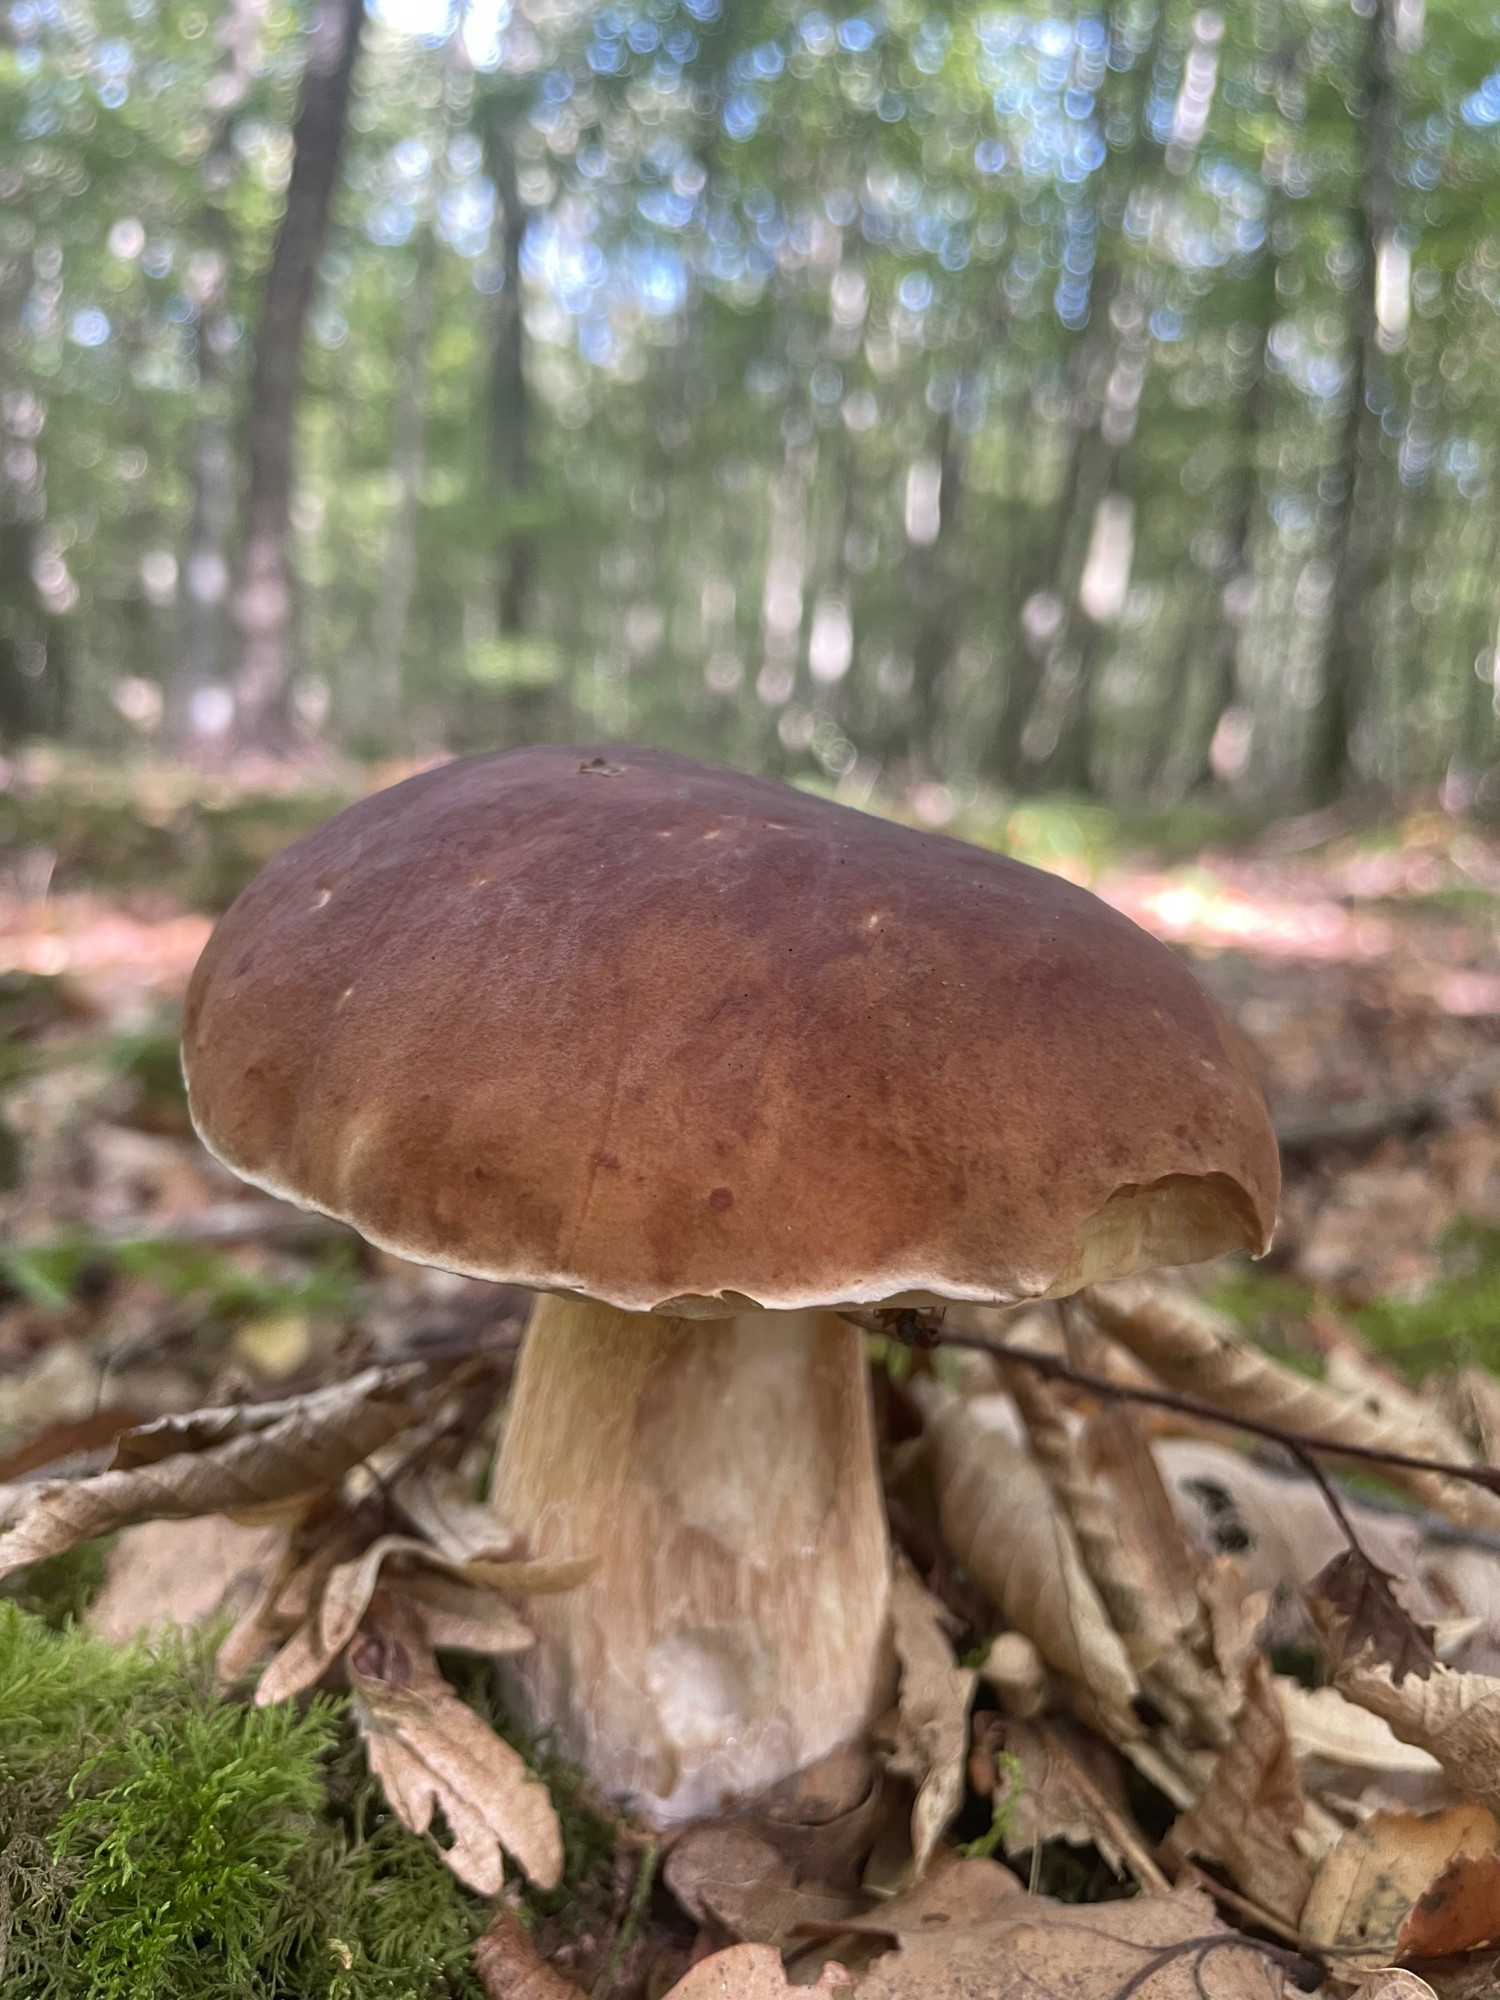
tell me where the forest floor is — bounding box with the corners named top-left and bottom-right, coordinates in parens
top-left (6, 751), bottom-right (1500, 2000)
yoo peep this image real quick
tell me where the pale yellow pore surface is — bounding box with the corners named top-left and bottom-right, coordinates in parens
top-left (491, 1298), bottom-right (892, 1821)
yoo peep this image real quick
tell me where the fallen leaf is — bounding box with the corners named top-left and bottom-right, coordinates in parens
top-left (914, 1379), bottom-right (1140, 1740)
top-left (88, 1514), bottom-right (284, 1644)
top-left (1301, 1804), bottom-right (1500, 1966)
top-left (669, 1887), bottom-right (1284, 2000)
top-left (348, 1594), bottom-right (563, 1895)
top-left (852, 1888), bottom-right (1284, 2000)
top-left (888, 1560), bottom-right (980, 1872)
top-left (1162, 1655), bottom-right (1314, 1924)
top-left (1276, 1680), bottom-right (1444, 1779)
top-left (0, 1368), bottom-right (426, 1580)
top-left (742, 1743), bottom-right (887, 1887)
top-left (474, 1907), bottom-right (588, 2000)
top-left (841, 1854), bottom-right (1024, 1935)
top-left (392, 1465), bottom-right (524, 1563)
top-left (1346, 1978), bottom-right (1438, 2000)
top-left (660, 1945), bottom-right (853, 2000)
top-left (996, 1717), bottom-right (1170, 1894)
top-left (1306, 1549), bottom-right (1439, 1686)
top-left (884, 1559), bottom-right (975, 1879)
top-left (1083, 1403), bottom-right (1204, 1647)
top-left (1337, 1658), bottom-right (1500, 1821)
top-left (1084, 1282), bottom-right (1500, 1539)
top-left (663, 1825), bottom-right (861, 1944)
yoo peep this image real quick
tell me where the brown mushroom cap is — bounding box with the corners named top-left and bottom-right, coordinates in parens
top-left (182, 745), bottom-right (1278, 1314)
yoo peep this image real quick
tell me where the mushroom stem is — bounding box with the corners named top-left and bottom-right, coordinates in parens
top-left (491, 1295), bottom-right (892, 1822)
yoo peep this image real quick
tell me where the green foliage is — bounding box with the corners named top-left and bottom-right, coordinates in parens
top-left (1212, 1218), bottom-right (1500, 1378)
top-left (1354, 1220), bottom-right (1500, 1374)
top-left (0, 1607), bottom-right (490, 2000)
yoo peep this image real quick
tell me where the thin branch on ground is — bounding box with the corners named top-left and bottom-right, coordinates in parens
top-left (845, 1305), bottom-right (1500, 1498)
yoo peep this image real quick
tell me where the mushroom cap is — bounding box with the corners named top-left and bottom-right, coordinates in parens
top-left (182, 746), bottom-right (1279, 1315)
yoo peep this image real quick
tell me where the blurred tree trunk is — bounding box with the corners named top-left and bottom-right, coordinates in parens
top-left (230, 0), bottom-right (365, 750)
top-left (169, 0), bottom-right (267, 747)
top-left (369, 223), bottom-right (439, 743)
top-left (1307, 0), bottom-right (1400, 804)
top-left (480, 88), bottom-right (534, 639)
top-left (991, 2), bottom-right (1162, 789)
top-left (0, 265), bottom-right (64, 743)
top-left (904, 413), bottom-right (965, 771)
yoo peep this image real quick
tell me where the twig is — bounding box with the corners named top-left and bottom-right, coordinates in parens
top-left (845, 1308), bottom-right (1500, 1498)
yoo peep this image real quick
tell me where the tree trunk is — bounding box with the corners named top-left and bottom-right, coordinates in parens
top-left (231, 0), bottom-right (365, 749)
top-left (169, 0), bottom-right (267, 747)
top-left (990, 3), bottom-right (1162, 789)
top-left (369, 224), bottom-right (439, 743)
top-left (1307, 0), bottom-right (1400, 804)
top-left (480, 89), bottom-right (535, 639)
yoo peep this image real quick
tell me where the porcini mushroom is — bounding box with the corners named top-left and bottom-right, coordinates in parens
top-left (182, 745), bottom-right (1279, 1821)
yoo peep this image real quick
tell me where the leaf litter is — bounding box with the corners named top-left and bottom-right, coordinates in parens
top-left (19, 800), bottom-right (1500, 1993)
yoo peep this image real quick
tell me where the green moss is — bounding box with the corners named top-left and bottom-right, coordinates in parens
top-left (1210, 1220), bottom-right (1500, 1381)
top-left (1352, 1219), bottom-right (1500, 1374)
top-left (0, 1607), bottom-right (492, 2000)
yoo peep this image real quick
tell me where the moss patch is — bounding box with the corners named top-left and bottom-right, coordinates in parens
top-left (0, 1606), bottom-right (491, 2000)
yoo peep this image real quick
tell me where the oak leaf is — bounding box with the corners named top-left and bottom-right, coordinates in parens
top-left (348, 1595), bottom-right (562, 1894)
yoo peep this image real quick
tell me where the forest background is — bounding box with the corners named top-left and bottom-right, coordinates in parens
top-left (5, 0), bottom-right (1498, 811)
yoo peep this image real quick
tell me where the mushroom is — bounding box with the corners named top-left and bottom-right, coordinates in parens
top-left (182, 745), bottom-right (1279, 1822)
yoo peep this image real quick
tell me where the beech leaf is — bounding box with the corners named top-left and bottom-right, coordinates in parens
top-left (914, 1379), bottom-right (1141, 1741)
top-left (1161, 1655), bottom-right (1313, 1925)
top-left (1302, 1804), bottom-right (1500, 1967)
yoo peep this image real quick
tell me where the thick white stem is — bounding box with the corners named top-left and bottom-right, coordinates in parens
top-left (491, 1297), bottom-right (892, 1822)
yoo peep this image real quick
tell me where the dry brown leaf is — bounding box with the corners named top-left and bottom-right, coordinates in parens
top-left (0, 1368), bottom-right (425, 1580)
top-left (994, 1717), bottom-right (1170, 1894)
top-left (661, 1945), bottom-right (854, 2000)
top-left (318, 1535), bottom-right (539, 1660)
top-left (1306, 1550), bottom-right (1439, 1686)
top-left (740, 1743), bottom-right (887, 1889)
top-left (1301, 1804), bottom-right (1500, 1967)
top-left (348, 1595), bottom-right (562, 1894)
top-left (662, 1885), bottom-right (1283, 2000)
top-left (399, 1570), bottom-right (540, 1653)
top-left (1000, 1364), bottom-right (1160, 1665)
top-left (392, 1466), bottom-right (524, 1563)
top-left (914, 1379), bottom-right (1140, 1740)
top-left (1346, 1978), bottom-right (1438, 2000)
top-left (1084, 1282), bottom-right (1500, 1539)
top-left (87, 1515), bottom-right (284, 1644)
top-left (1083, 1403), bottom-right (1204, 1646)
top-left (474, 1908), bottom-right (588, 2000)
top-left (1162, 1655), bottom-right (1314, 1925)
top-left (885, 1558), bottom-right (975, 1879)
top-left (1336, 1657), bottom-right (1500, 1821)
top-left (843, 1854), bottom-right (1025, 1934)
top-left (852, 1889), bottom-right (1284, 2000)
top-left (1276, 1680), bottom-right (1444, 1779)
top-left (663, 1825), bottom-right (861, 1944)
